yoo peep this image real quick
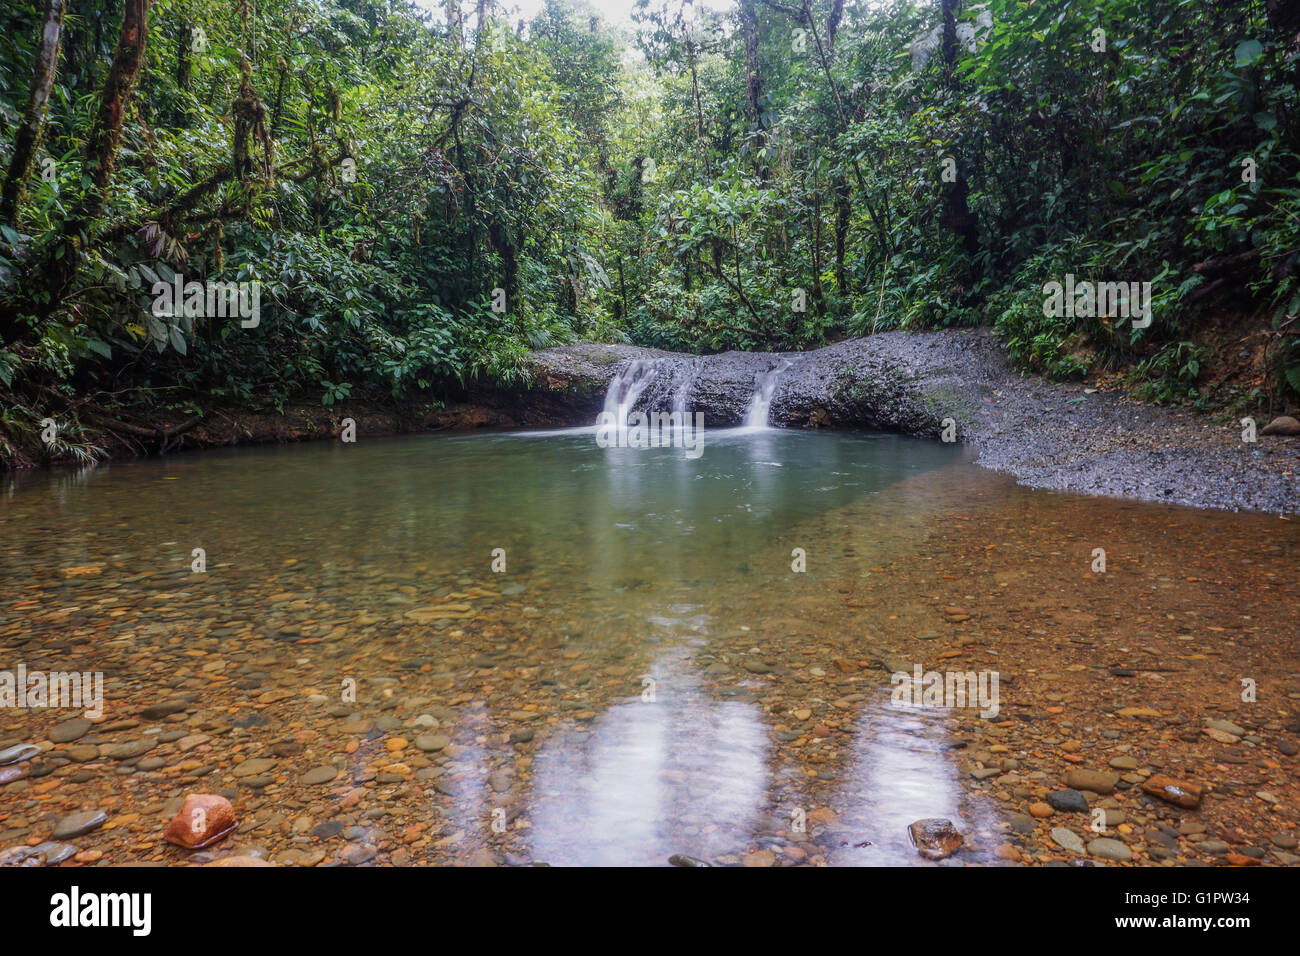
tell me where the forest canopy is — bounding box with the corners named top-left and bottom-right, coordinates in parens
top-left (1, 0), bottom-right (1298, 465)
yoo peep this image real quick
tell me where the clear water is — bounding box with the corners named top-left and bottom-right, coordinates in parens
top-left (2, 426), bottom-right (1296, 866)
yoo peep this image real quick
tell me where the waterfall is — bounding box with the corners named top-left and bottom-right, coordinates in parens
top-left (601, 360), bottom-right (661, 426)
top-left (600, 356), bottom-right (790, 430)
top-left (743, 360), bottom-right (791, 428)
top-left (672, 360), bottom-right (699, 417)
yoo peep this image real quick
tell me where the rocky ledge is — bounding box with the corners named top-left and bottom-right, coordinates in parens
top-left (517, 330), bottom-right (1298, 516)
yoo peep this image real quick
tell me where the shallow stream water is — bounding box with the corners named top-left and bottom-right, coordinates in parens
top-left (2, 424), bottom-right (1297, 866)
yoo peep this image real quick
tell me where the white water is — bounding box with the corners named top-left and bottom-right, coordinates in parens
top-left (599, 357), bottom-right (790, 430)
top-left (742, 360), bottom-right (791, 428)
top-left (672, 360), bottom-right (699, 417)
top-left (601, 360), bottom-right (661, 426)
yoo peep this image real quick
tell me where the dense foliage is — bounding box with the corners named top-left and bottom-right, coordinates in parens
top-left (2, 0), bottom-right (1298, 464)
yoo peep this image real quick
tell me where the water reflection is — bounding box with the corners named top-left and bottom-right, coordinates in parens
top-left (528, 653), bottom-right (769, 866)
top-left (829, 698), bottom-right (978, 865)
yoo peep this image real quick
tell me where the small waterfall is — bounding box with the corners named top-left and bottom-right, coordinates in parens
top-left (672, 360), bottom-right (700, 417)
top-left (743, 360), bottom-right (791, 428)
top-left (601, 360), bottom-right (661, 426)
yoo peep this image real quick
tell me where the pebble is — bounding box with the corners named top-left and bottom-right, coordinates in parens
top-left (341, 844), bottom-right (377, 865)
top-left (107, 740), bottom-right (156, 760)
top-left (1047, 789), bottom-right (1089, 813)
top-left (1051, 828), bottom-right (1084, 854)
top-left (1064, 769), bottom-right (1118, 794)
top-left (1087, 837), bottom-right (1133, 862)
top-left (1143, 774), bottom-right (1203, 809)
top-left (0, 744), bottom-right (41, 766)
top-left (50, 810), bottom-right (108, 839)
top-left (232, 757), bottom-right (277, 778)
top-left (908, 818), bottom-right (964, 860)
top-left (50, 718), bottom-right (93, 743)
top-left (31, 842), bottom-right (77, 865)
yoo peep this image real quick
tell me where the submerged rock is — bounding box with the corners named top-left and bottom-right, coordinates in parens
top-left (1088, 837), bottom-right (1133, 862)
top-left (908, 818), bottom-right (964, 860)
top-left (203, 854), bottom-right (273, 867)
top-left (1143, 775), bottom-right (1203, 809)
top-left (50, 810), bottom-right (107, 840)
top-left (1051, 828), bottom-right (1085, 854)
top-left (0, 744), bottom-right (41, 766)
top-left (1064, 769), bottom-right (1119, 794)
top-left (1047, 789), bottom-right (1089, 813)
top-left (164, 794), bottom-right (238, 849)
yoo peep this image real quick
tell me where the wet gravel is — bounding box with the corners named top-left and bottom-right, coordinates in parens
top-left (521, 330), bottom-right (1299, 515)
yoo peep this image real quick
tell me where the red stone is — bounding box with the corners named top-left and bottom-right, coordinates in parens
top-left (1142, 775), bottom-right (1203, 809)
top-left (164, 794), bottom-right (238, 849)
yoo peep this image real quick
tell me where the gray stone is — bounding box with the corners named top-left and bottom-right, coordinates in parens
top-left (1047, 789), bottom-right (1089, 813)
top-left (1205, 718), bottom-right (1246, 737)
top-left (302, 766), bottom-right (337, 785)
top-left (1088, 837), bottom-right (1133, 862)
top-left (31, 841), bottom-right (77, 865)
top-left (0, 744), bottom-right (41, 766)
top-left (50, 810), bottom-right (107, 840)
top-left (1051, 827), bottom-right (1084, 854)
top-left (50, 719), bottom-right (93, 743)
top-left (107, 739), bottom-right (156, 760)
top-left (232, 757), bottom-right (276, 777)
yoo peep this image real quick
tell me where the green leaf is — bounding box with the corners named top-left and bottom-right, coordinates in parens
top-left (1234, 39), bottom-right (1263, 68)
top-left (168, 325), bottom-right (187, 355)
top-left (84, 338), bottom-right (112, 358)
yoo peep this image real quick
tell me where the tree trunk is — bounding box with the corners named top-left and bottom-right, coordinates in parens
top-left (827, 0), bottom-right (845, 50)
top-left (81, 0), bottom-right (151, 206)
top-left (11, 0), bottom-right (152, 338)
top-left (1, 0), bottom-right (65, 226)
top-left (834, 174), bottom-right (850, 294)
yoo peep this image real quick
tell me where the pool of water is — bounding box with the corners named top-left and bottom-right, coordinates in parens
top-left (2, 425), bottom-right (1297, 867)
